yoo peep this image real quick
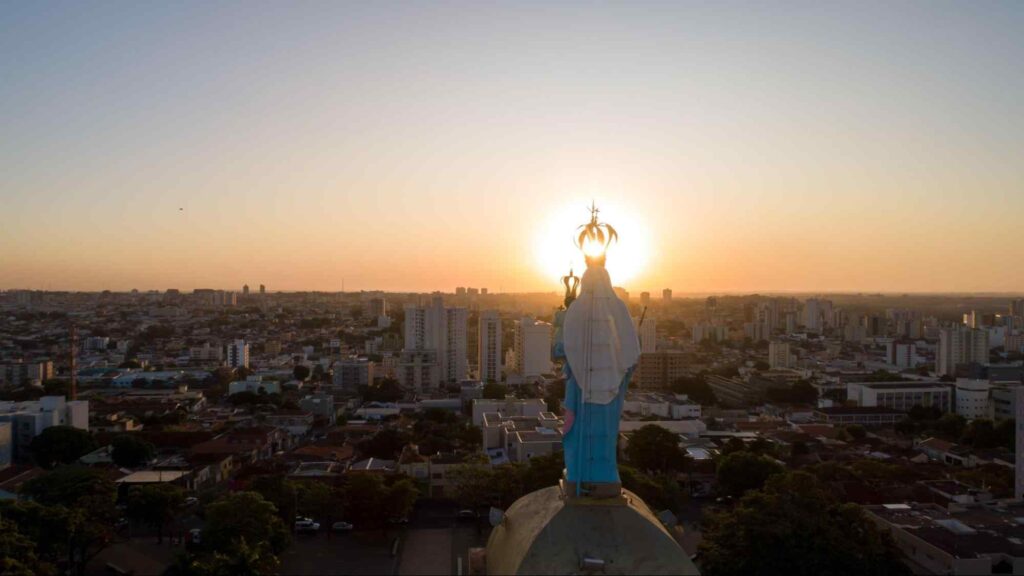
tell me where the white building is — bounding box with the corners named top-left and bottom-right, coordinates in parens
top-left (190, 342), bottom-right (223, 363)
top-left (886, 342), bottom-right (917, 370)
top-left (332, 358), bottom-right (375, 391)
top-left (512, 318), bottom-right (552, 377)
top-left (954, 380), bottom-right (991, 420)
top-left (478, 310), bottom-right (502, 383)
top-left (227, 340), bottom-right (250, 369)
top-left (633, 316), bottom-right (656, 354)
top-left (622, 392), bottom-right (701, 420)
top-left (692, 323), bottom-right (727, 343)
top-left (769, 340), bottom-right (794, 370)
top-left (803, 298), bottom-right (831, 333)
top-left (403, 296), bottom-right (467, 387)
top-left (0, 361), bottom-right (54, 388)
top-left (936, 326), bottom-right (989, 377)
top-left (847, 381), bottom-right (953, 413)
top-left (471, 397), bottom-right (547, 427)
top-left (0, 396), bottom-right (89, 459)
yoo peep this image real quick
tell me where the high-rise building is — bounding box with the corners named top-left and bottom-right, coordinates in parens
top-left (803, 298), bottom-right (831, 333)
top-left (259, 284), bottom-right (266, 294)
top-left (1016, 386), bottom-right (1024, 500)
top-left (886, 342), bottom-right (917, 370)
top-left (0, 361), bottom-right (54, 388)
top-left (366, 297), bottom-right (387, 318)
top-left (634, 351), bottom-right (687, 390)
top-left (768, 340), bottom-right (793, 369)
top-left (633, 316), bottom-right (656, 354)
top-left (478, 310), bottom-right (502, 383)
top-left (242, 284), bottom-right (250, 295)
top-left (332, 358), bottom-right (375, 391)
top-left (512, 318), bottom-right (552, 377)
top-left (639, 292), bottom-right (651, 307)
top-left (226, 340), bottom-right (250, 369)
top-left (662, 288), bottom-right (672, 302)
top-left (403, 296), bottom-right (467, 387)
top-left (936, 326), bottom-right (989, 377)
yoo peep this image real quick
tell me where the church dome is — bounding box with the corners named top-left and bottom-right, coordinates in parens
top-left (485, 486), bottom-right (700, 575)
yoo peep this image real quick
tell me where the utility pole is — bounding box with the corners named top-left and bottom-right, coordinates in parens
top-left (69, 325), bottom-right (78, 400)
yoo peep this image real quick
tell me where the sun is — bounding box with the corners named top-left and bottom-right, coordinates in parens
top-left (533, 200), bottom-right (650, 288)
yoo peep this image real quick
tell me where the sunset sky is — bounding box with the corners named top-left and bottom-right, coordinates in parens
top-left (2, 1), bottom-right (1022, 294)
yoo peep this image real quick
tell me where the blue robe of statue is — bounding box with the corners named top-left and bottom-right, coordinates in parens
top-left (554, 265), bottom-right (640, 489)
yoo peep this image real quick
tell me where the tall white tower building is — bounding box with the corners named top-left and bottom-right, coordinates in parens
top-left (633, 316), bottom-right (656, 354)
top-left (513, 318), bottom-right (552, 377)
top-left (936, 325), bottom-right (989, 377)
top-left (478, 310), bottom-right (503, 383)
top-left (226, 340), bottom-right (249, 369)
top-left (402, 295), bottom-right (467, 386)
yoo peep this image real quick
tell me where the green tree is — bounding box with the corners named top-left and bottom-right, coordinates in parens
top-left (448, 460), bottom-right (496, 509)
top-left (30, 426), bottom-right (96, 468)
top-left (625, 424), bottom-right (691, 474)
top-left (0, 517), bottom-right (48, 576)
top-left (201, 537), bottom-right (280, 576)
top-left (845, 425), bottom-right (867, 441)
top-left (384, 478), bottom-right (420, 520)
top-left (203, 492), bottom-right (290, 555)
top-left (126, 484), bottom-right (185, 543)
top-left (111, 434), bottom-right (156, 468)
top-left (700, 472), bottom-right (909, 576)
top-left (342, 474), bottom-right (389, 528)
top-left (359, 428), bottom-right (409, 459)
top-left (670, 375), bottom-right (717, 405)
top-left (19, 467), bottom-right (117, 574)
top-left (715, 451), bottom-right (785, 498)
top-left (482, 382), bottom-right (508, 399)
top-left (521, 452), bottom-right (565, 493)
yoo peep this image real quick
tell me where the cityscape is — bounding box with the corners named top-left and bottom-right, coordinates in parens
top-left (3, 2), bottom-right (1024, 576)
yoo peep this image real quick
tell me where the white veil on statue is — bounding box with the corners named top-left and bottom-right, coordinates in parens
top-left (563, 265), bottom-right (640, 405)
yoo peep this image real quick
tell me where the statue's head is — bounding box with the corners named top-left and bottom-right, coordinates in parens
top-left (561, 268), bottom-right (579, 308)
top-left (575, 201), bottom-right (618, 269)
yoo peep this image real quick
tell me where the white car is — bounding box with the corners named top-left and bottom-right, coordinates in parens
top-left (295, 519), bottom-right (320, 533)
top-left (331, 521), bottom-right (353, 532)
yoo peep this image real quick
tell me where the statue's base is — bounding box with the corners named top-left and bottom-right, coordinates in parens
top-left (559, 478), bottom-right (624, 501)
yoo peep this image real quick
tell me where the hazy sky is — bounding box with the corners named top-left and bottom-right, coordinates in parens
top-left (2, 1), bottom-right (1022, 294)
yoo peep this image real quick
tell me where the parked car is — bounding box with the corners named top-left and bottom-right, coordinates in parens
top-left (331, 521), bottom-right (354, 532)
top-left (182, 496), bottom-right (199, 507)
top-left (456, 509), bottom-right (477, 520)
top-left (386, 517), bottom-right (409, 525)
top-left (295, 519), bottom-right (320, 533)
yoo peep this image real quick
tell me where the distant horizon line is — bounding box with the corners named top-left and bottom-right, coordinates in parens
top-left (4, 287), bottom-right (1023, 298)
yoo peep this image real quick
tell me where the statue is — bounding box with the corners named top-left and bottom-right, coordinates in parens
top-left (482, 204), bottom-right (699, 575)
top-left (554, 203), bottom-right (640, 496)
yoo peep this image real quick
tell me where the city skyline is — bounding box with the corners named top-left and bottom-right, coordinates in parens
top-left (3, 2), bottom-right (1024, 294)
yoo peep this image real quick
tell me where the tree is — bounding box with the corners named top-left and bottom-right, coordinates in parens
top-left (700, 472), bottom-right (909, 576)
top-left (625, 424), bottom-right (691, 474)
top-left (670, 375), bottom-right (716, 405)
top-left (360, 378), bottom-right (404, 403)
top-left (18, 467), bottom-right (117, 574)
top-left (448, 460), bottom-right (497, 509)
top-left (845, 425), bottom-right (867, 441)
top-left (126, 484), bottom-right (184, 543)
top-left (715, 451), bottom-right (785, 498)
top-left (111, 434), bottom-right (155, 468)
top-left (0, 517), bottom-right (46, 576)
top-left (383, 478), bottom-right (419, 521)
top-left (521, 452), bottom-right (564, 493)
top-left (203, 492), bottom-right (290, 555)
top-left (201, 538), bottom-right (280, 576)
top-left (359, 428), bottom-right (409, 459)
top-left (342, 474), bottom-right (389, 528)
top-left (482, 382), bottom-right (508, 399)
top-left (293, 365), bottom-right (310, 382)
top-left (30, 426), bottom-right (96, 468)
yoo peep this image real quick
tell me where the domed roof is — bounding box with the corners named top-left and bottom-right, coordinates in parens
top-left (485, 486), bottom-right (699, 575)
